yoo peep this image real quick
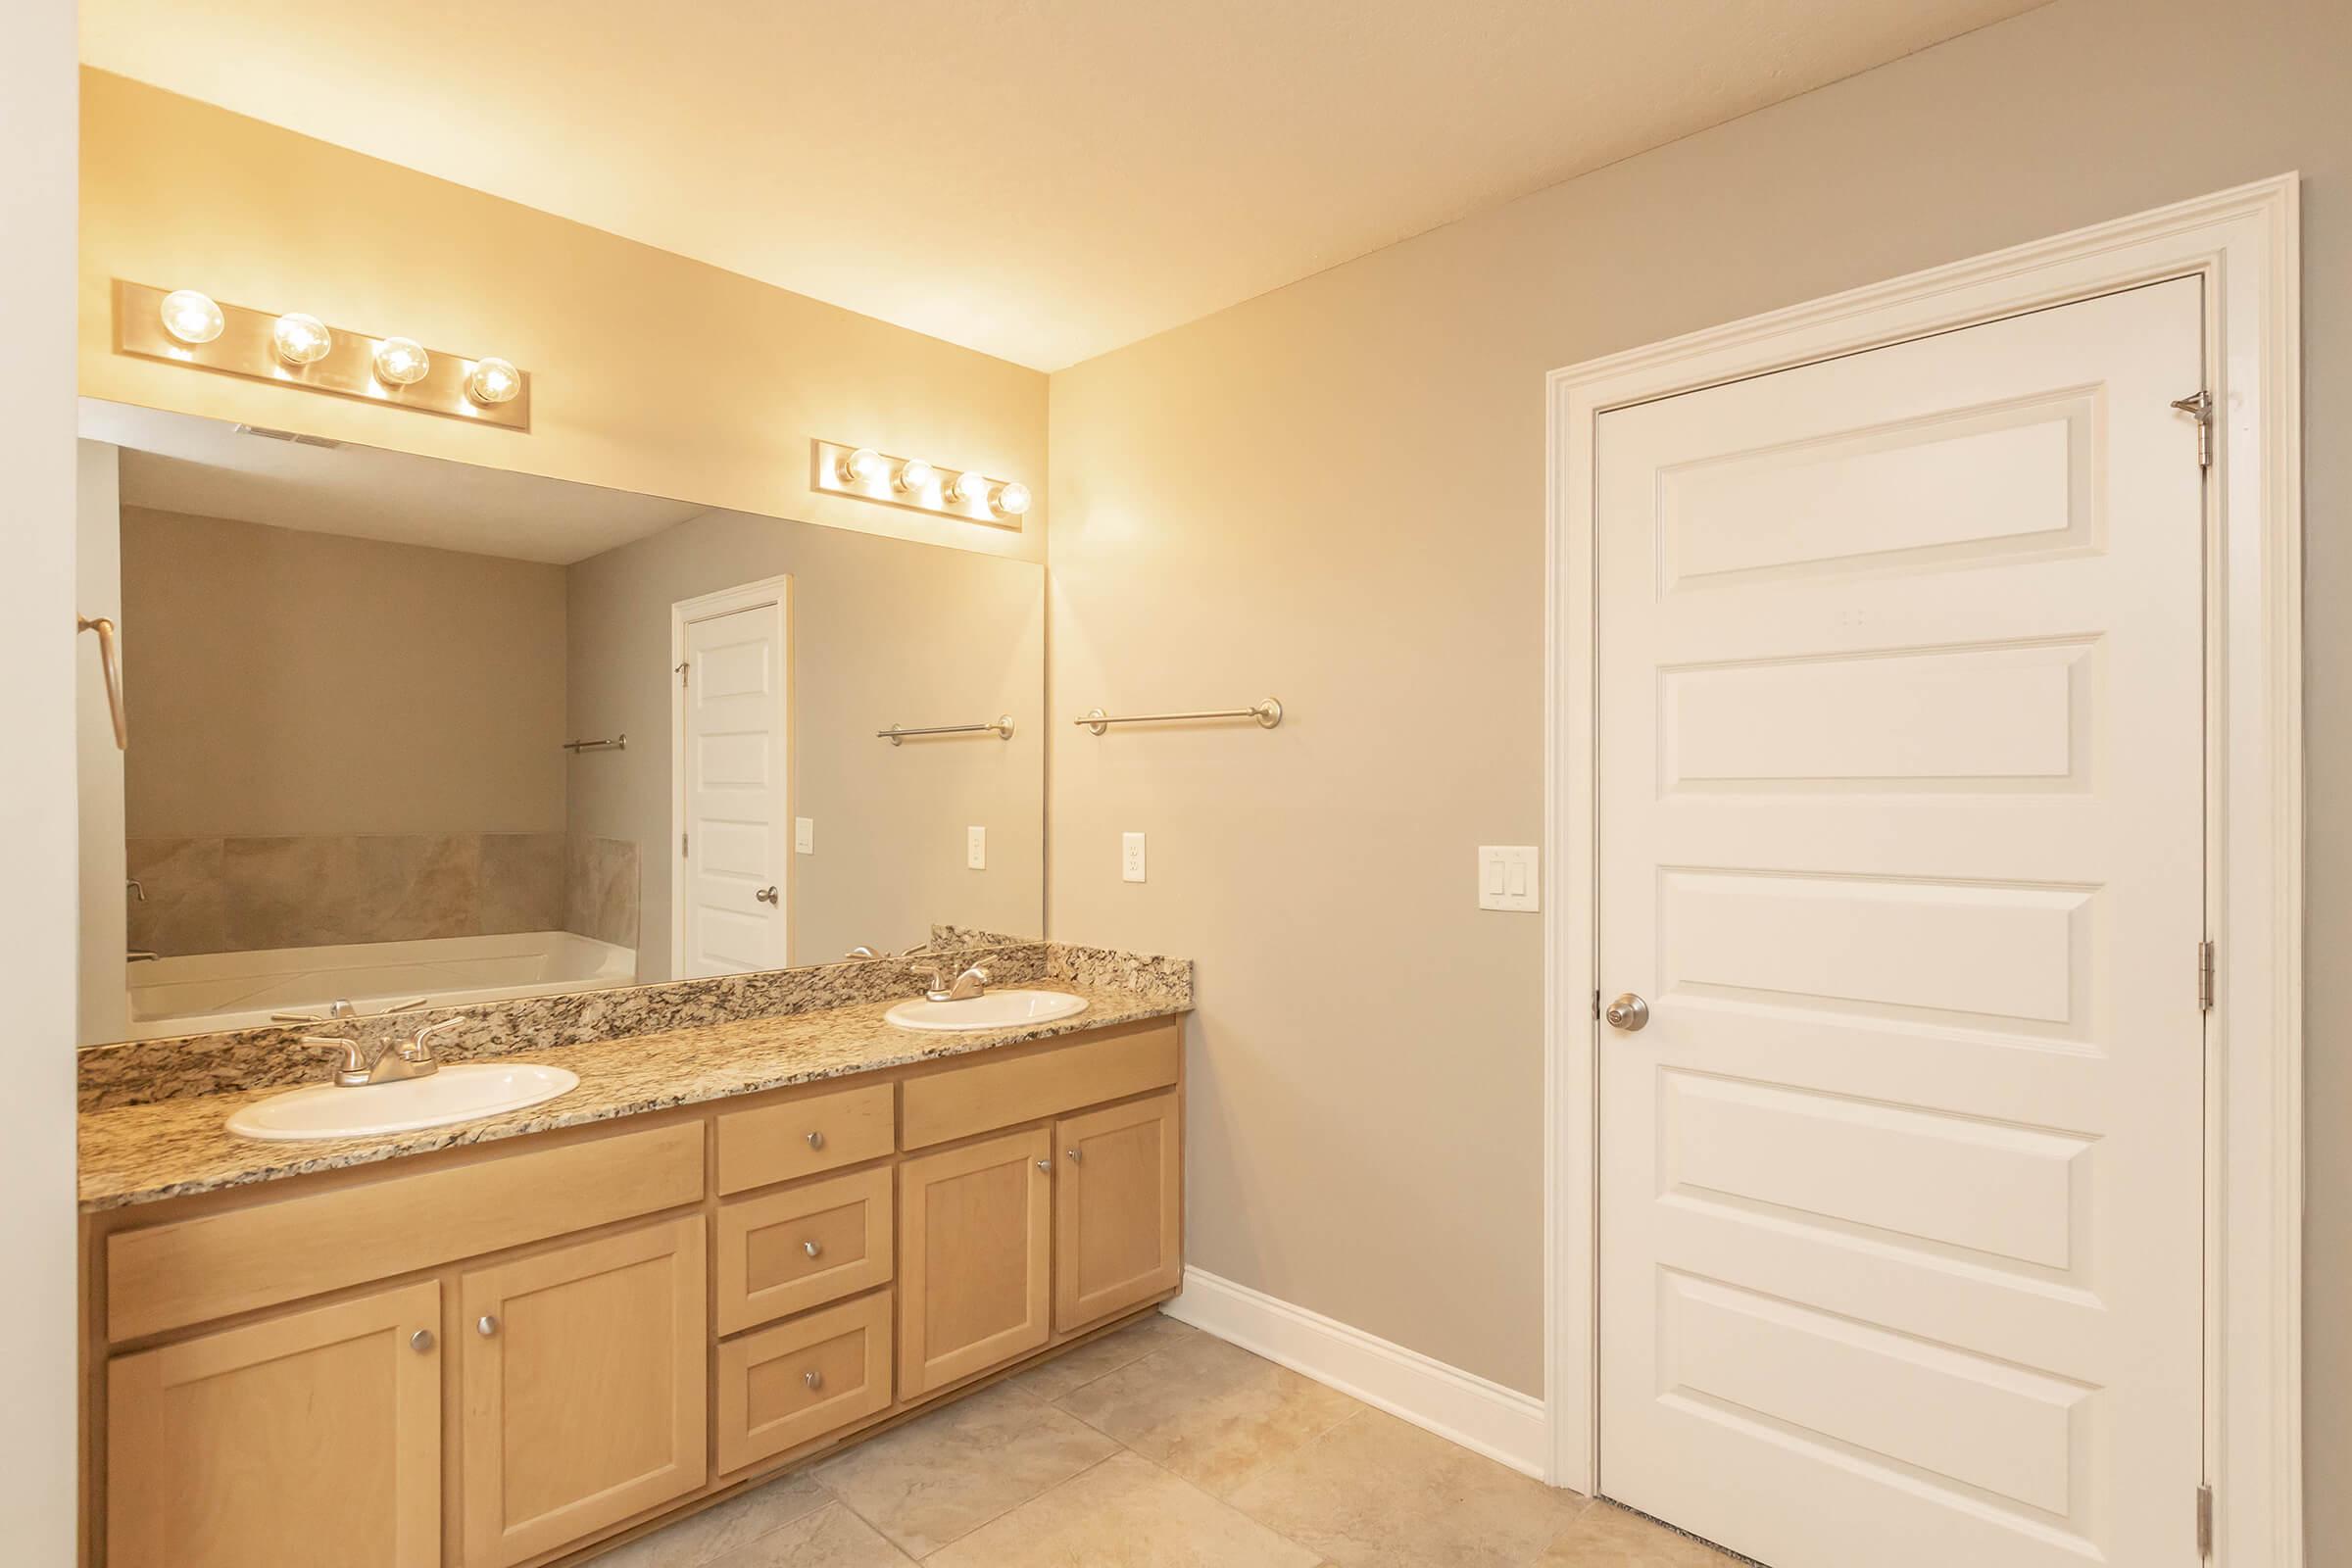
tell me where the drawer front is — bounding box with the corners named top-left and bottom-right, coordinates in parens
top-left (715, 1165), bottom-right (894, 1333)
top-left (715, 1291), bottom-right (894, 1474)
top-left (899, 1020), bottom-right (1181, 1151)
top-left (107, 1122), bottom-right (706, 1343)
top-left (716, 1081), bottom-right (896, 1196)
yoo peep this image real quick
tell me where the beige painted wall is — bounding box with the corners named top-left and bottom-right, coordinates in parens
top-left (566, 509), bottom-right (1045, 978)
top-left (3, 0), bottom-right (84, 1550)
top-left (78, 69), bottom-right (1049, 565)
top-left (1045, 0), bottom-right (2349, 1523)
top-left (120, 508), bottom-right (567, 838)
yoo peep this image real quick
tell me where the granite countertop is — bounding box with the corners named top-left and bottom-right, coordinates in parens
top-left (79, 981), bottom-right (1186, 1211)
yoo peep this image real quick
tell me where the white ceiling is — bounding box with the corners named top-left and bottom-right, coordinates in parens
top-left (81, 0), bottom-right (2046, 371)
top-left (83, 401), bottom-right (705, 564)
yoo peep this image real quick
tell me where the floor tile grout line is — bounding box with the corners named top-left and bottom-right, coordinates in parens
top-left (912, 1446), bottom-right (1130, 1561)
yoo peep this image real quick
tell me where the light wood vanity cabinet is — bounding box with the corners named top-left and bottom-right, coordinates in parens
top-left (87, 1017), bottom-right (1182, 1568)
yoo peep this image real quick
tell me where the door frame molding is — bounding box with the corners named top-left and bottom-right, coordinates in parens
top-left (1543, 175), bottom-right (2303, 1566)
top-left (668, 573), bottom-right (795, 976)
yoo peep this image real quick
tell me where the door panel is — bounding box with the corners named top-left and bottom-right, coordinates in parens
top-left (461, 1216), bottom-right (708, 1566)
top-left (1595, 279), bottom-right (2205, 1568)
top-left (682, 595), bottom-right (789, 976)
top-left (897, 1125), bottom-right (1053, 1396)
top-left (1054, 1091), bottom-right (1183, 1332)
top-left (106, 1281), bottom-right (441, 1568)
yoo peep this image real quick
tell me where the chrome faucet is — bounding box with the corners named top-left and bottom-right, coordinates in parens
top-left (300, 1017), bottom-right (463, 1088)
top-left (911, 962), bottom-right (991, 1004)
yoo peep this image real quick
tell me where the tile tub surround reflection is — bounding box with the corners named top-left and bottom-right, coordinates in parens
top-left (77, 939), bottom-right (1191, 1111)
top-left (77, 969), bottom-right (1188, 1208)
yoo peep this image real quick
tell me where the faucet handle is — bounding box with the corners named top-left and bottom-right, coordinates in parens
top-left (405, 1017), bottom-right (466, 1060)
top-left (300, 1035), bottom-right (370, 1086)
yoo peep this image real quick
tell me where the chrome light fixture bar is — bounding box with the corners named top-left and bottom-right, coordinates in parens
top-left (114, 280), bottom-right (531, 430)
top-left (810, 437), bottom-right (1030, 528)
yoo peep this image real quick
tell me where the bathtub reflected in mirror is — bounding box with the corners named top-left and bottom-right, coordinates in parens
top-left (76, 400), bottom-right (1045, 1047)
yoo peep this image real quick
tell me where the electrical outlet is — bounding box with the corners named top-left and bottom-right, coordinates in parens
top-left (1122, 831), bottom-right (1148, 883)
top-left (967, 825), bottom-right (987, 869)
top-left (1478, 846), bottom-right (1539, 911)
top-left (795, 817), bottom-right (814, 855)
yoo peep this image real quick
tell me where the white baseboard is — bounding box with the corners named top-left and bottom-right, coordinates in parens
top-left (1163, 1266), bottom-right (1553, 1483)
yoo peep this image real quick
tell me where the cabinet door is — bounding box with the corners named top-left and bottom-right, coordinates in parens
top-left (107, 1280), bottom-right (441, 1568)
top-left (460, 1216), bottom-right (707, 1567)
top-left (1054, 1092), bottom-right (1183, 1331)
top-left (898, 1125), bottom-right (1053, 1396)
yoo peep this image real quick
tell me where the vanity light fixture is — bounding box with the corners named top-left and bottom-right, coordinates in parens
top-left (995, 481), bottom-right (1033, 517)
top-left (115, 282), bottom-right (531, 429)
top-left (839, 446), bottom-right (888, 485)
top-left (270, 312), bottom-right (334, 367)
top-left (371, 336), bottom-right (432, 387)
top-left (466, 357), bottom-right (523, 407)
top-left (895, 457), bottom-right (936, 493)
top-left (160, 289), bottom-right (226, 346)
top-left (810, 439), bottom-right (1028, 528)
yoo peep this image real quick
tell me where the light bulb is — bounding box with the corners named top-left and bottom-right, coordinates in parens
top-left (995, 480), bottom-right (1033, 516)
top-left (372, 336), bottom-right (431, 387)
top-left (466, 357), bottom-right (522, 406)
top-left (949, 469), bottom-right (992, 506)
top-left (160, 289), bottom-right (225, 346)
top-left (895, 457), bottom-right (935, 493)
top-left (270, 313), bottom-right (332, 367)
top-left (838, 447), bottom-right (886, 485)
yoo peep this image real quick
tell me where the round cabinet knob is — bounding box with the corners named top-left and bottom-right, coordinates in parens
top-left (476, 1314), bottom-right (500, 1338)
top-left (1604, 993), bottom-right (1651, 1033)
top-left (805, 1130), bottom-right (825, 1151)
top-left (804, 1369), bottom-right (823, 1392)
top-left (411, 1329), bottom-right (435, 1352)
top-left (1036, 1157), bottom-right (1053, 1172)
top-left (1066, 1149), bottom-right (1083, 1164)
top-left (803, 1239), bottom-right (823, 1259)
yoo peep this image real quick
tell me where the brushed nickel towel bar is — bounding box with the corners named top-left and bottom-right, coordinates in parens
top-left (1077, 698), bottom-right (1283, 735)
top-left (563, 735), bottom-right (626, 753)
top-left (877, 715), bottom-right (1015, 746)
top-left (78, 614), bottom-right (126, 751)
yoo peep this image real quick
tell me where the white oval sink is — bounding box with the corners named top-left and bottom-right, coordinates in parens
top-left (226, 1062), bottom-right (579, 1142)
top-left (885, 989), bottom-right (1089, 1033)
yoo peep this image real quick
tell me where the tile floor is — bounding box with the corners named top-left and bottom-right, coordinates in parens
top-left (596, 1311), bottom-right (1741, 1567)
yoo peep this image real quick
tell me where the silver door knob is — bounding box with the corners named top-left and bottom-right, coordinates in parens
top-left (804, 1369), bottom-right (823, 1391)
top-left (1066, 1148), bottom-right (1083, 1164)
top-left (756, 886), bottom-right (779, 905)
top-left (806, 1129), bottom-right (825, 1151)
top-left (803, 1239), bottom-right (823, 1258)
top-left (1036, 1157), bottom-right (1053, 1172)
top-left (1604, 993), bottom-right (1650, 1032)
top-left (411, 1329), bottom-right (435, 1352)
top-left (477, 1314), bottom-right (500, 1338)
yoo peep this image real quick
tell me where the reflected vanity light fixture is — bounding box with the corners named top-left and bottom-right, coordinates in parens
top-left (113, 280), bottom-right (531, 430)
top-left (810, 437), bottom-right (1030, 529)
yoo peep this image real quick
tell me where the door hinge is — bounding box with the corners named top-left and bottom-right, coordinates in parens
top-left (1592, 989), bottom-right (1602, 1022)
top-left (681, 832), bottom-right (689, 858)
top-left (2196, 1483), bottom-right (2214, 1557)
top-left (2171, 390), bottom-right (2214, 469)
top-left (2197, 939), bottom-right (2216, 1012)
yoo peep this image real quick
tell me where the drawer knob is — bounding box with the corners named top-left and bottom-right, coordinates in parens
top-left (1066, 1148), bottom-right (1083, 1163)
top-left (804, 1369), bottom-right (823, 1392)
top-left (411, 1329), bottom-right (435, 1353)
top-left (1036, 1157), bottom-right (1053, 1172)
top-left (803, 1239), bottom-right (823, 1259)
top-left (477, 1314), bottom-right (500, 1338)
top-left (806, 1130), bottom-right (826, 1151)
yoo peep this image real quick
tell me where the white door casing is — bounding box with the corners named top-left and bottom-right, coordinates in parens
top-left (671, 580), bottom-right (791, 978)
top-left (1545, 176), bottom-right (2303, 1568)
top-left (1595, 279), bottom-right (2204, 1565)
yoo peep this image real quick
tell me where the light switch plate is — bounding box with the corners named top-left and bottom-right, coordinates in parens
top-left (967, 825), bottom-right (987, 869)
top-left (1122, 832), bottom-right (1148, 883)
top-left (795, 817), bottom-right (814, 855)
top-left (1478, 846), bottom-right (1539, 911)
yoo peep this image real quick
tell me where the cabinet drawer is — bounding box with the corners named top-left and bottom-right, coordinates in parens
top-left (108, 1122), bottom-right (705, 1343)
top-left (899, 1020), bottom-right (1180, 1150)
top-left (716, 1165), bottom-right (894, 1333)
top-left (716, 1081), bottom-right (896, 1196)
top-left (715, 1291), bottom-right (894, 1474)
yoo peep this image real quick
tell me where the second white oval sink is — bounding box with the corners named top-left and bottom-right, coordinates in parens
top-left (226, 1061), bottom-right (579, 1142)
top-left (885, 989), bottom-right (1089, 1033)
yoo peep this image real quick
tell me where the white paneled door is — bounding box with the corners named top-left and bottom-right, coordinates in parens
top-left (1595, 278), bottom-right (2207, 1566)
top-left (679, 593), bottom-right (789, 977)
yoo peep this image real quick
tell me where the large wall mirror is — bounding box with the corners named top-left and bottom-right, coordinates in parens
top-left (74, 401), bottom-right (1045, 1047)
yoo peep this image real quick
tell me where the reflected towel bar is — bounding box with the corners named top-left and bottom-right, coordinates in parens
top-left (877, 715), bottom-right (1015, 746)
top-left (1076, 698), bottom-right (1283, 735)
top-left (563, 735), bottom-right (626, 753)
